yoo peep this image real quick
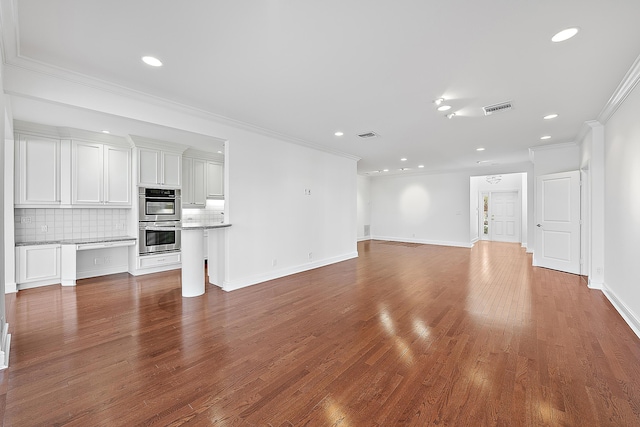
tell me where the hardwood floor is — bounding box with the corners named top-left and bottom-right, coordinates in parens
top-left (2, 240), bottom-right (640, 426)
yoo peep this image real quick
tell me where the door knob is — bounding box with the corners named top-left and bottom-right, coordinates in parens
top-left (536, 224), bottom-right (542, 227)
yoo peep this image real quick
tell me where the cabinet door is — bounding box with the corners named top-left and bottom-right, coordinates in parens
top-left (104, 145), bottom-right (131, 205)
top-left (207, 162), bottom-right (224, 198)
top-left (73, 141), bottom-right (103, 204)
top-left (17, 245), bottom-right (60, 283)
top-left (192, 159), bottom-right (206, 206)
top-left (139, 148), bottom-right (161, 186)
top-left (182, 157), bottom-right (194, 205)
top-left (17, 135), bottom-right (60, 205)
top-left (162, 152), bottom-right (182, 187)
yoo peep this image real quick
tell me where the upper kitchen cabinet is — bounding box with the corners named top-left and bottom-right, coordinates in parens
top-left (207, 161), bottom-right (224, 199)
top-left (182, 156), bottom-right (206, 207)
top-left (15, 133), bottom-right (61, 206)
top-left (138, 148), bottom-right (181, 187)
top-left (72, 141), bottom-right (131, 206)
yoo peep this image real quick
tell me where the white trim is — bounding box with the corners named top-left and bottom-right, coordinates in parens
top-left (221, 252), bottom-right (359, 292)
top-left (602, 284), bottom-right (640, 340)
top-left (587, 278), bottom-right (603, 290)
top-left (0, 322), bottom-right (10, 370)
top-left (597, 53), bottom-right (640, 124)
top-left (371, 235), bottom-right (473, 249)
top-left (4, 282), bottom-right (16, 293)
top-left (357, 236), bottom-right (371, 242)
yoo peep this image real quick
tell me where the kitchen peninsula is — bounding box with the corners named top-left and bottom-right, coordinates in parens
top-left (143, 222), bottom-right (231, 297)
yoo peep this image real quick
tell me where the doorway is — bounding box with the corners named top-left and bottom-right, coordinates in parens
top-left (479, 191), bottom-right (521, 243)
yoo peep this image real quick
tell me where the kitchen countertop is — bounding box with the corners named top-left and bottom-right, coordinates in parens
top-left (16, 236), bottom-right (137, 247)
top-left (143, 222), bottom-right (232, 231)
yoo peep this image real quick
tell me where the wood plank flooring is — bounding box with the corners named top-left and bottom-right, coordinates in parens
top-left (2, 240), bottom-right (640, 426)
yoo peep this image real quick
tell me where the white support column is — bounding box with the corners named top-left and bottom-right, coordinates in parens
top-left (181, 228), bottom-right (205, 297)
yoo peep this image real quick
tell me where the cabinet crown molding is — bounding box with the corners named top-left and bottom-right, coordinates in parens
top-left (183, 148), bottom-right (224, 162)
top-left (14, 120), bottom-right (128, 146)
top-left (127, 135), bottom-right (189, 153)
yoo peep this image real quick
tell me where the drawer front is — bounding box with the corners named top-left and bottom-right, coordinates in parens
top-left (138, 252), bottom-right (181, 269)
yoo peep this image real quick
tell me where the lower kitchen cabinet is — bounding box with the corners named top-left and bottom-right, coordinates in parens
top-left (16, 244), bottom-right (61, 289)
top-left (138, 252), bottom-right (181, 269)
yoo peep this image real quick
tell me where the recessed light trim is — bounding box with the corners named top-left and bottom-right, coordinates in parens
top-left (446, 113), bottom-right (456, 119)
top-left (383, 169), bottom-right (389, 172)
top-left (142, 56), bottom-right (163, 67)
top-left (334, 131), bottom-right (344, 136)
top-left (437, 105), bottom-right (452, 112)
top-left (418, 165), bottom-right (424, 168)
top-left (400, 158), bottom-right (407, 162)
top-left (552, 27), bottom-right (579, 43)
top-left (476, 147), bottom-right (485, 151)
top-left (543, 114), bottom-right (559, 120)
top-left (540, 135), bottom-right (552, 140)
top-left (434, 98), bottom-right (445, 106)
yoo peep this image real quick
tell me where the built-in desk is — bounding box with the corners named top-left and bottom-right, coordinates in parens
top-left (60, 237), bottom-right (136, 286)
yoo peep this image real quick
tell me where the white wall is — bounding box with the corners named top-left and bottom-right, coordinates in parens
top-left (223, 133), bottom-right (358, 291)
top-left (603, 81), bottom-right (640, 334)
top-left (371, 171), bottom-right (472, 247)
top-left (469, 176), bottom-right (479, 243)
top-left (357, 174), bottom-right (371, 241)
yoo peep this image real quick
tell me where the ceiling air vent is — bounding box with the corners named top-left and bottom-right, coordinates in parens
top-left (357, 131), bottom-right (379, 139)
top-left (483, 101), bottom-right (513, 116)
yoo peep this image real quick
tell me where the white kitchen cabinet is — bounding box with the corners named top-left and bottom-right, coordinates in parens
top-left (16, 244), bottom-right (61, 289)
top-left (206, 161), bottom-right (224, 199)
top-left (182, 157), bottom-right (206, 207)
top-left (72, 141), bottom-right (131, 206)
top-left (15, 134), bottom-right (60, 206)
top-left (138, 148), bottom-right (181, 187)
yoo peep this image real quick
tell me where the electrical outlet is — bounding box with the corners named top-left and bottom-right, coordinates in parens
top-left (21, 217), bottom-right (32, 223)
top-left (40, 225), bottom-right (48, 232)
top-left (308, 252), bottom-right (313, 260)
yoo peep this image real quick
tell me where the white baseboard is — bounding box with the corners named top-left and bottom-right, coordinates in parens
top-left (371, 235), bottom-right (473, 249)
top-left (471, 237), bottom-right (479, 246)
top-left (222, 251), bottom-right (359, 292)
top-left (357, 236), bottom-right (371, 242)
top-left (77, 264), bottom-right (128, 280)
top-left (0, 322), bottom-right (10, 370)
top-left (588, 278), bottom-right (604, 290)
top-left (601, 284), bottom-right (640, 340)
top-left (5, 282), bottom-right (17, 294)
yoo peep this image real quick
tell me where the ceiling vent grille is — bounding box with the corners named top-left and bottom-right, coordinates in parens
top-left (357, 131), bottom-right (379, 139)
top-left (483, 101), bottom-right (513, 116)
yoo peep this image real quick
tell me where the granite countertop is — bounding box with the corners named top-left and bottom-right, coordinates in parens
top-left (143, 222), bottom-right (232, 231)
top-left (16, 236), bottom-right (137, 247)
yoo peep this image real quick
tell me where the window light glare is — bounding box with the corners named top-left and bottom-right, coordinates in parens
top-left (552, 27), bottom-right (579, 43)
top-left (142, 56), bottom-right (163, 67)
top-left (543, 114), bottom-right (559, 120)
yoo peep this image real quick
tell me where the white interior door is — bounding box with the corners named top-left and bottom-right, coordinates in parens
top-left (490, 191), bottom-right (520, 243)
top-left (534, 170), bottom-right (580, 274)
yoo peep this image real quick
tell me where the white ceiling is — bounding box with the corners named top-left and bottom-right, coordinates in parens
top-left (6, 0), bottom-right (640, 173)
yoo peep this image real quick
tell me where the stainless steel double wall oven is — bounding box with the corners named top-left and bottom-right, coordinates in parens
top-left (138, 187), bottom-right (181, 255)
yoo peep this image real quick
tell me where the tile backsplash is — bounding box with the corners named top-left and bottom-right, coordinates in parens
top-left (182, 200), bottom-right (225, 224)
top-left (14, 208), bottom-right (130, 243)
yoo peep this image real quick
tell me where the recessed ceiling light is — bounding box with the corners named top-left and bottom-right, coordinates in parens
top-left (400, 168), bottom-right (409, 171)
top-left (142, 56), bottom-right (163, 67)
top-left (476, 147), bottom-right (485, 151)
top-left (540, 135), bottom-right (552, 140)
top-left (434, 98), bottom-right (445, 106)
top-left (446, 113), bottom-right (456, 119)
top-left (552, 27), bottom-right (579, 43)
top-left (217, 151), bottom-right (223, 154)
top-left (400, 158), bottom-right (407, 161)
top-left (437, 105), bottom-right (452, 112)
top-left (334, 131), bottom-right (344, 136)
top-left (543, 114), bottom-right (559, 120)
top-left (418, 165), bottom-right (424, 168)
top-left (477, 160), bottom-right (490, 164)
top-left (101, 130), bottom-right (110, 134)
top-left (383, 169), bottom-right (389, 172)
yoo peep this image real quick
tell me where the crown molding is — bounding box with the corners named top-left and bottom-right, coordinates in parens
top-left (597, 52), bottom-right (640, 124)
top-left (13, 119), bottom-right (129, 146)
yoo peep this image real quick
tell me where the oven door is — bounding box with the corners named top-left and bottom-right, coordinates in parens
top-left (139, 197), bottom-right (181, 221)
top-left (139, 227), bottom-right (181, 255)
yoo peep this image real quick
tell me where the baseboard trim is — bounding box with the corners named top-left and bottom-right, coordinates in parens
top-left (602, 284), bottom-right (640, 340)
top-left (5, 282), bottom-right (17, 294)
top-left (357, 236), bottom-right (371, 242)
top-left (222, 252), bottom-right (359, 292)
top-left (588, 278), bottom-right (604, 290)
top-left (0, 323), bottom-right (10, 370)
top-left (371, 235), bottom-right (473, 249)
